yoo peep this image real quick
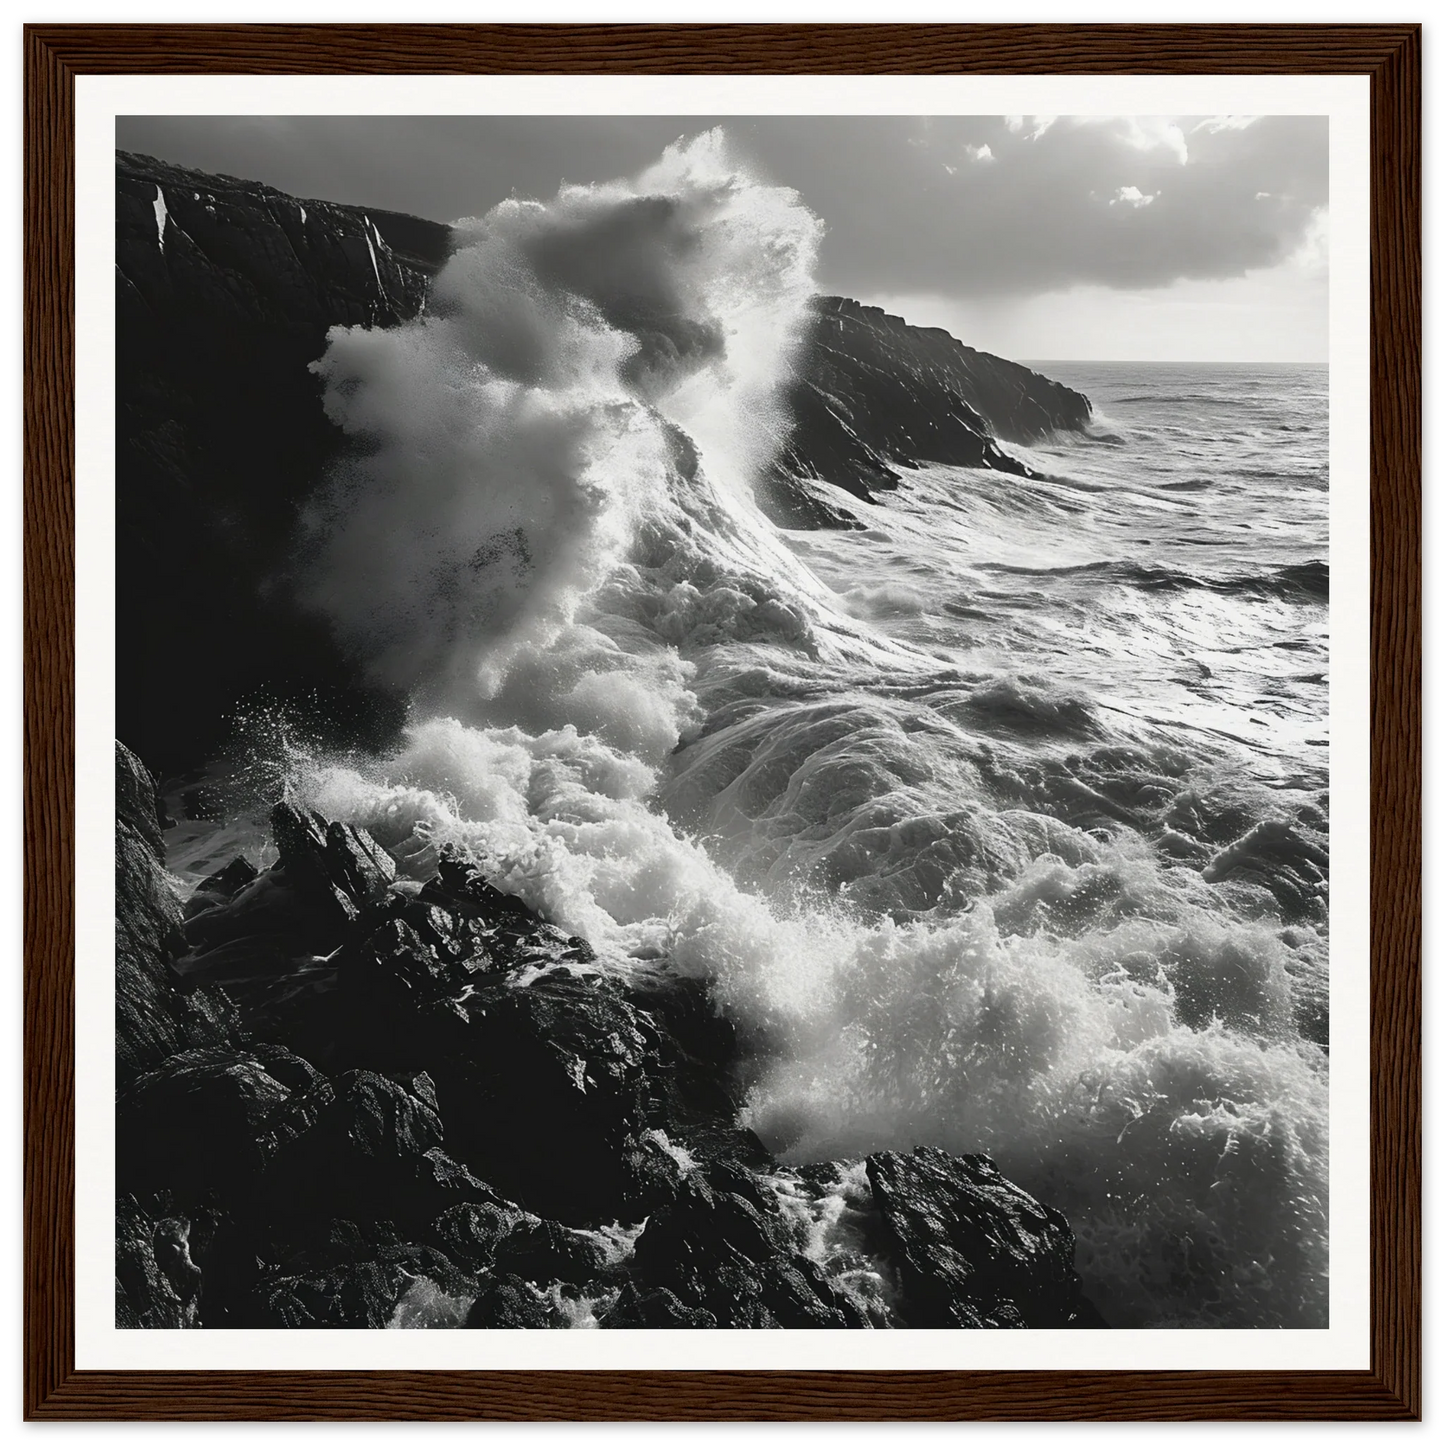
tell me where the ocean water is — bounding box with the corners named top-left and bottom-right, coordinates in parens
top-left (167, 134), bottom-right (1330, 1329)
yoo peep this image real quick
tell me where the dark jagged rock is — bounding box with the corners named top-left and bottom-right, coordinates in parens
top-left (116, 1195), bottom-right (203, 1328)
top-left (420, 848), bottom-right (596, 968)
top-left (170, 931), bottom-right (302, 990)
top-left (116, 740), bottom-right (169, 856)
top-left (120, 1050), bottom-right (497, 1274)
top-left (173, 824), bottom-right (684, 1225)
top-left (492, 1217), bottom-right (613, 1287)
top-left (257, 1240), bottom-right (475, 1329)
top-left (182, 872), bottom-right (348, 965)
top-left (182, 871), bottom-right (350, 957)
top-left (599, 1282), bottom-right (718, 1329)
top-left (752, 473), bottom-right (865, 532)
top-left (183, 1208), bottom-right (480, 1329)
top-left (618, 1131), bottom-right (691, 1215)
top-left (424, 849), bottom-right (537, 922)
top-left (270, 803), bottom-right (398, 909)
top-left (116, 742), bottom-right (241, 1085)
top-left (326, 820), bottom-right (400, 902)
top-left (421, 974), bottom-right (675, 1225)
top-left (116, 151), bottom-right (441, 772)
top-left (327, 888), bottom-right (545, 1046)
top-left (258, 802), bottom-right (396, 934)
top-left (307, 853), bottom-right (594, 1053)
top-left (117, 1043), bottom-right (330, 1201)
top-left (261, 1069), bottom-right (496, 1229)
top-left (618, 969), bottom-right (750, 1137)
top-left (432, 1200), bottom-right (530, 1270)
top-left (340, 917), bottom-right (460, 1011)
top-left (865, 1146), bottom-right (1097, 1328)
top-left (179, 808), bottom-right (383, 958)
top-left (464, 1275), bottom-right (563, 1329)
top-left (170, 943), bottom-right (339, 1086)
top-left (675, 1124), bottom-right (773, 1174)
top-left (176, 808), bottom-right (402, 1022)
top-left (177, 1205), bottom-right (264, 1328)
top-left (182, 855), bottom-right (259, 921)
top-left (374, 900), bottom-right (504, 981)
top-left (818, 297), bottom-right (1092, 446)
top-left (764, 296), bottom-right (1092, 525)
top-left (119, 1155), bottom-right (293, 1325)
top-left (628, 1172), bottom-right (862, 1328)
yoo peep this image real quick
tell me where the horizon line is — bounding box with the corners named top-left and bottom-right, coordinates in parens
top-left (1020, 357), bottom-right (1329, 367)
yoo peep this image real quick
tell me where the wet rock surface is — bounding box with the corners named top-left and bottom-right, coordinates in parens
top-left (116, 742), bottom-right (240, 1084)
top-left (256, 1238), bottom-right (477, 1329)
top-left (116, 1196), bottom-right (204, 1329)
top-left (116, 151), bottom-right (442, 771)
top-left (866, 1147), bottom-right (1101, 1328)
top-left (116, 755), bottom-right (1104, 1329)
top-left (599, 1282), bottom-right (718, 1329)
top-left (625, 1168), bottom-right (863, 1328)
top-left (765, 296), bottom-right (1093, 523)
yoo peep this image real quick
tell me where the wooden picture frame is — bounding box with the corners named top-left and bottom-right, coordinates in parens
top-left (23, 23), bottom-right (1421, 1421)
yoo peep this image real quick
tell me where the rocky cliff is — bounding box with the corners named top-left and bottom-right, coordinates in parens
top-left (116, 151), bottom-right (449, 773)
top-left (115, 151), bottom-right (1091, 774)
top-left (762, 297), bottom-right (1092, 526)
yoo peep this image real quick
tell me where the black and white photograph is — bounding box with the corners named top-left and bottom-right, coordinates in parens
top-left (111, 111), bottom-right (1332, 1334)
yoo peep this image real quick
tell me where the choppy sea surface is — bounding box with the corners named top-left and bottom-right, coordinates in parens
top-left (166, 138), bottom-right (1330, 1329)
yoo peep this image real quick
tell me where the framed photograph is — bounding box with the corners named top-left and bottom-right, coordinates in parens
top-left (24, 23), bottom-right (1420, 1421)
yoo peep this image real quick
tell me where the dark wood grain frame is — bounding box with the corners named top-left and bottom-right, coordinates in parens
top-left (23, 23), bottom-right (1421, 1421)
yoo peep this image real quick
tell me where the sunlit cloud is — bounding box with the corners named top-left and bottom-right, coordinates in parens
top-left (1111, 186), bottom-right (1157, 208)
top-left (1194, 115), bottom-right (1259, 134)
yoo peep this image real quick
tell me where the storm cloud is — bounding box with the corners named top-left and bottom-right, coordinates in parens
top-left (117, 113), bottom-right (1327, 305)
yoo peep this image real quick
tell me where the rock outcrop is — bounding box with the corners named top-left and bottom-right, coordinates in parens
top-left (866, 1147), bottom-right (1097, 1328)
top-left (760, 296), bottom-right (1092, 527)
top-left (116, 754), bottom-right (1105, 1330)
top-left (116, 151), bottom-right (448, 773)
top-left (623, 1166), bottom-right (864, 1328)
top-left (116, 742), bottom-right (239, 1085)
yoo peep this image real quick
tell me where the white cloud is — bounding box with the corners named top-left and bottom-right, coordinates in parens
top-left (1111, 185), bottom-right (1156, 208)
top-left (1039, 115), bottom-right (1189, 165)
top-left (1194, 115), bottom-right (1259, 134)
top-left (1004, 115), bottom-right (1056, 141)
top-left (1116, 117), bottom-right (1189, 166)
top-left (964, 143), bottom-right (995, 164)
top-left (1285, 205), bottom-right (1329, 276)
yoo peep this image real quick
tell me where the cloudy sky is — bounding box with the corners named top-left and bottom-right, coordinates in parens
top-left (117, 113), bottom-right (1328, 362)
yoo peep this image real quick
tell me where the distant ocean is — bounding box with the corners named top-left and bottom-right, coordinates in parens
top-left (165, 142), bottom-right (1330, 1329)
